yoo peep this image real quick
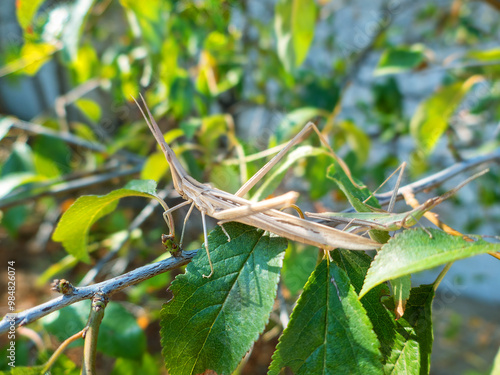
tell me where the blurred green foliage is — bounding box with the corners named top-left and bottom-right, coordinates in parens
top-left (1, 0), bottom-right (500, 374)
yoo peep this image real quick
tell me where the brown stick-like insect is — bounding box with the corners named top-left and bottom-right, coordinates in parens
top-left (135, 95), bottom-right (380, 277)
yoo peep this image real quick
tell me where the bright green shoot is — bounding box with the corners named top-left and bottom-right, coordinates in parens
top-left (306, 168), bottom-right (488, 234)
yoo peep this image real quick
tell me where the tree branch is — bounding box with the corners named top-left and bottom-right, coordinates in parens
top-left (367, 148), bottom-right (500, 210)
top-left (0, 250), bottom-right (197, 335)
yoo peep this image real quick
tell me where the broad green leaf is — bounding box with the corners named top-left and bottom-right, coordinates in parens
top-left (61, 0), bottom-right (97, 61)
top-left (275, 0), bottom-right (294, 73)
top-left (52, 180), bottom-right (162, 262)
top-left (269, 260), bottom-right (383, 375)
top-left (41, 300), bottom-right (146, 359)
top-left (0, 118), bottom-right (12, 141)
top-left (360, 229), bottom-right (500, 297)
top-left (170, 76), bottom-right (194, 119)
top-left (16, 0), bottom-right (46, 32)
top-left (467, 48), bottom-right (500, 62)
top-left (33, 135), bottom-right (72, 178)
top-left (141, 151), bottom-right (169, 182)
top-left (326, 163), bottom-right (390, 244)
top-left (2, 143), bottom-right (35, 176)
top-left (329, 249), bottom-right (398, 363)
top-left (275, 0), bottom-right (317, 72)
top-left (399, 285), bottom-right (434, 375)
top-left (410, 77), bottom-right (481, 155)
top-left (291, 0), bottom-right (317, 66)
top-left (281, 243), bottom-right (318, 296)
top-left (2, 205), bottom-right (29, 238)
top-left (492, 345), bottom-right (500, 375)
top-left (0, 365), bottom-right (46, 374)
top-left (0, 43), bottom-right (58, 76)
top-left (160, 223), bottom-right (286, 375)
top-left (375, 45), bottom-right (426, 76)
top-left (0, 173), bottom-right (41, 200)
top-left (111, 353), bottom-right (160, 375)
top-left (119, 0), bottom-right (166, 53)
top-left (75, 98), bottom-right (101, 123)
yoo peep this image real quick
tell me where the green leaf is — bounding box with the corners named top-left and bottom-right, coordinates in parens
top-left (52, 180), bottom-right (162, 262)
top-left (111, 353), bottom-right (160, 375)
top-left (269, 260), bottom-right (383, 374)
top-left (410, 78), bottom-right (480, 155)
top-left (375, 45), bottom-right (426, 76)
top-left (75, 98), bottom-right (102, 123)
top-left (291, 0), bottom-right (317, 67)
top-left (399, 285), bottom-right (434, 375)
top-left (281, 243), bottom-right (318, 296)
top-left (274, 0), bottom-right (317, 72)
top-left (0, 118), bottom-right (12, 142)
top-left (360, 229), bottom-right (500, 297)
top-left (491, 345), bottom-right (500, 375)
top-left (0, 173), bottom-right (41, 200)
top-left (33, 135), bottom-right (72, 178)
top-left (16, 0), bottom-right (46, 32)
top-left (41, 300), bottom-right (146, 359)
top-left (160, 223), bottom-right (287, 375)
top-left (61, 0), bottom-right (97, 61)
top-left (141, 151), bottom-right (169, 182)
top-left (329, 250), bottom-right (395, 362)
top-left (170, 76), bottom-right (194, 119)
top-left (2, 143), bottom-right (35, 176)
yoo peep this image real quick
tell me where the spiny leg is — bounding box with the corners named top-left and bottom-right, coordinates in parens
top-left (201, 211), bottom-right (214, 278)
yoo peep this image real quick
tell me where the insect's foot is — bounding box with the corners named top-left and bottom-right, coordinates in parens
top-left (220, 224), bottom-right (231, 242)
top-left (202, 271), bottom-right (213, 278)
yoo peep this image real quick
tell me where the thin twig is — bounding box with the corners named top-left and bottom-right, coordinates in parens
top-left (346, 147), bottom-right (500, 213)
top-left (0, 250), bottom-right (197, 335)
top-left (55, 78), bottom-right (103, 132)
top-left (0, 165), bottom-right (143, 209)
top-left (41, 329), bottom-right (85, 373)
top-left (8, 117), bottom-right (144, 164)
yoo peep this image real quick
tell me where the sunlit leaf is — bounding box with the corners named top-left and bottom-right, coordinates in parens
top-left (75, 98), bottom-right (102, 123)
top-left (275, 0), bottom-right (317, 72)
top-left (375, 45), bottom-right (427, 76)
top-left (52, 180), bottom-right (163, 262)
top-left (33, 135), bottom-right (72, 178)
top-left (16, 0), bottom-right (46, 33)
top-left (360, 229), bottom-right (500, 297)
top-left (160, 223), bottom-right (286, 375)
top-left (61, 0), bottom-right (97, 61)
top-left (410, 76), bottom-right (482, 155)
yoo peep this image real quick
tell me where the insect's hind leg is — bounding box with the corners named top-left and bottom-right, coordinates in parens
top-left (201, 211), bottom-right (214, 278)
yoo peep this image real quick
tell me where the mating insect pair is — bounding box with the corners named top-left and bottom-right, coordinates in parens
top-left (135, 95), bottom-right (486, 277)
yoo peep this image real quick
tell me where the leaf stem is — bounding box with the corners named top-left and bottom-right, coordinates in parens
top-left (433, 262), bottom-right (454, 291)
top-left (41, 329), bottom-right (85, 373)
